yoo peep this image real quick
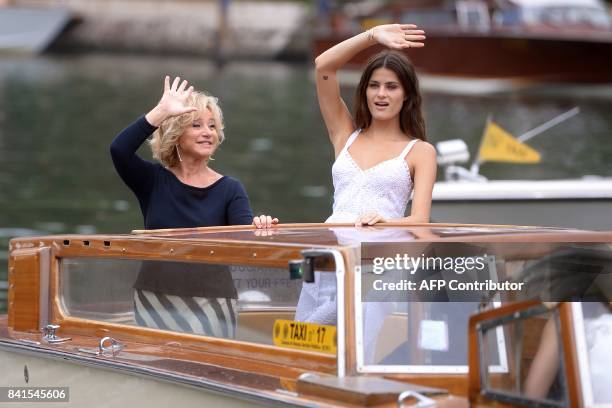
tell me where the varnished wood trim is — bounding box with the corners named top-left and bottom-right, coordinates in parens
top-left (51, 315), bottom-right (337, 375)
top-left (130, 222), bottom-right (587, 236)
top-left (343, 248), bottom-right (358, 376)
top-left (8, 248), bottom-right (50, 332)
top-left (46, 250), bottom-right (338, 377)
top-left (13, 238), bottom-right (335, 270)
top-left (384, 374), bottom-right (468, 397)
top-left (11, 230), bottom-right (612, 254)
top-left (467, 300), bottom-right (540, 404)
top-left (559, 302), bottom-right (582, 407)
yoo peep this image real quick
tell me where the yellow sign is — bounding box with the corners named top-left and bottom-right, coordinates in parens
top-left (478, 121), bottom-right (541, 164)
top-left (273, 320), bottom-right (337, 355)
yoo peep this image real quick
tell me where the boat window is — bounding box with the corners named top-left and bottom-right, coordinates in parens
top-left (399, 9), bottom-right (456, 28)
top-left (356, 249), bottom-right (507, 373)
top-left (479, 305), bottom-right (568, 407)
top-left (357, 240), bottom-right (612, 374)
top-left (572, 302), bottom-right (612, 407)
top-left (524, 6), bottom-right (611, 29)
top-left (493, 8), bottom-right (521, 27)
top-left (456, 1), bottom-right (490, 31)
top-left (359, 302), bottom-right (506, 372)
top-left (59, 257), bottom-right (338, 352)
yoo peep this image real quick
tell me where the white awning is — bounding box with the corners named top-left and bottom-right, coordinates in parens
top-left (508, 0), bottom-right (606, 10)
top-left (432, 178), bottom-right (612, 201)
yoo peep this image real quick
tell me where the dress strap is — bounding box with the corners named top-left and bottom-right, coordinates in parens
top-left (339, 129), bottom-right (361, 155)
top-left (399, 139), bottom-right (419, 159)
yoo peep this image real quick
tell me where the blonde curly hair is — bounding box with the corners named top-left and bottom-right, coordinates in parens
top-left (149, 91), bottom-right (225, 168)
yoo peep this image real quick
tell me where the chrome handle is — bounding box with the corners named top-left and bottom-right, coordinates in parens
top-left (41, 324), bottom-right (71, 344)
top-left (397, 391), bottom-right (436, 407)
top-left (79, 337), bottom-right (124, 357)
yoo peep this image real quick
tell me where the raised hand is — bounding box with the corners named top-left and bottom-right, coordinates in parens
top-left (373, 24), bottom-right (426, 50)
top-left (145, 76), bottom-right (198, 126)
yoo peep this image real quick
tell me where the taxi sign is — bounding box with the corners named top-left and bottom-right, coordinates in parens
top-left (273, 320), bottom-right (337, 355)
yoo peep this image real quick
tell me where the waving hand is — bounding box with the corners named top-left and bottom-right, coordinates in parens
top-left (373, 24), bottom-right (426, 50)
top-left (145, 76), bottom-right (198, 127)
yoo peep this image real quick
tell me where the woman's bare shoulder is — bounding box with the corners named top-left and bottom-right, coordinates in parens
top-left (411, 140), bottom-right (436, 157)
top-left (406, 141), bottom-right (436, 175)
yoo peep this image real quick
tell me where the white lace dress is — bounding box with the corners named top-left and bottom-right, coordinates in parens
top-left (326, 129), bottom-right (418, 223)
top-left (295, 130), bottom-right (419, 355)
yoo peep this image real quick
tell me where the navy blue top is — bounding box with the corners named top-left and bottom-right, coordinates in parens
top-left (110, 116), bottom-right (252, 298)
top-left (110, 116), bottom-right (253, 230)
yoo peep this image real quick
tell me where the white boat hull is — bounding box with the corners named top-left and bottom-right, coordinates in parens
top-left (0, 7), bottom-right (71, 54)
top-left (430, 178), bottom-right (612, 230)
top-left (0, 347), bottom-right (271, 407)
top-left (430, 198), bottom-right (611, 230)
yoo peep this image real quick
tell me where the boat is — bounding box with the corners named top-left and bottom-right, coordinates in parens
top-left (428, 109), bottom-right (612, 231)
top-left (0, 5), bottom-right (72, 55)
top-left (431, 177), bottom-right (612, 230)
top-left (1, 223), bottom-right (611, 406)
top-left (313, 0), bottom-right (612, 83)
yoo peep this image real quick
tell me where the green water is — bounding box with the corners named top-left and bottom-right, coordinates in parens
top-left (1, 53), bottom-right (611, 314)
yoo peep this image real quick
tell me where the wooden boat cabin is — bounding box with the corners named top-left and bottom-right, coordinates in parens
top-left (1, 224), bottom-right (611, 407)
top-left (313, 0), bottom-right (612, 83)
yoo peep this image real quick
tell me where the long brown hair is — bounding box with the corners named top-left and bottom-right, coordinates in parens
top-left (354, 50), bottom-right (426, 141)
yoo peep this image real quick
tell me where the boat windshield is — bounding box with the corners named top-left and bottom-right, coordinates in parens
top-left (573, 302), bottom-right (612, 406)
top-left (475, 301), bottom-right (612, 407)
top-left (356, 241), bottom-right (612, 374)
top-left (59, 255), bottom-right (339, 353)
top-left (478, 304), bottom-right (569, 406)
top-left (356, 268), bottom-right (506, 372)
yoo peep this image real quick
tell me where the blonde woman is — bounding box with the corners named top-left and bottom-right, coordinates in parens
top-left (110, 76), bottom-right (277, 338)
top-left (110, 75), bottom-right (277, 229)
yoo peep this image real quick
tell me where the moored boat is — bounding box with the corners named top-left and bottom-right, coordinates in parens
top-left (431, 177), bottom-right (612, 230)
top-left (429, 112), bottom-right (612, 230)
top-left (313, 0), bottom-right (612, 83)
top-left (0, 6), bottom-right (72, 55)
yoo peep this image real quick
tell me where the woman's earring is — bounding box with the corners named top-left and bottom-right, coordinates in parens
top-left (175, 145), bottom-right (183, 162)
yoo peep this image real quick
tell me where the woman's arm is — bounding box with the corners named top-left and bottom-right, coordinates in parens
top-left (524, 317), bottom-right (560, 399)
top-left (402, 142), bottom-right (437, 223)
top-left (315, 24), bottom-right (425, 155)
top-left (225, 179), bottom-right (278, 228)
top-left (110, 76), bottom-right (198, 198)
top-left (110, 117), bottom-right (159, 198)
top-left (226, 179), bottom-right (254, 225)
